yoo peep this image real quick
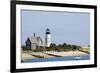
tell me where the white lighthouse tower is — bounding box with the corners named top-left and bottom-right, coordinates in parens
top-left (45, 28), bottom-right (51, 47)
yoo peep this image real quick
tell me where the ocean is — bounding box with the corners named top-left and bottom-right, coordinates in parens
top-left (23, 55), bottom-right (90, 63)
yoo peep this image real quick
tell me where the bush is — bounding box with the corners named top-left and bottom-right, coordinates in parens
top-left (21, 45), bottom-right (30, 50)
top-left (33, 48), bottom-right (44, 52)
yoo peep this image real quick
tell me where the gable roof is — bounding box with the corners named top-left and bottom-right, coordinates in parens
top-left (26, 36), bottom-right (43, 44)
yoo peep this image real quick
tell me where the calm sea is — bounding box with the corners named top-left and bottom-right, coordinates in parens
top-left (23, 55), bottom-right (90, 63)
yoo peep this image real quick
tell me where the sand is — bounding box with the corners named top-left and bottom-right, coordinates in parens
top-left (31, 52), bottom-right (54, 58)
top-left (21, 50), bottom-right (89, 61)
top-left (45, 50), bottom-right (89, 57)
top-left (21, 53), bottom-right (36, 61)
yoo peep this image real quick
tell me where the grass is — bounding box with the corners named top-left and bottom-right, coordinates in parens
top-left (79, 47), bottom-right (90, 54)
top-left (80, 48), bottom-right (90, 51)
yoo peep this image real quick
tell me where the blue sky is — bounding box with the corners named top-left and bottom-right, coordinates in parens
top-left (21, 10), bottom-right (90, 46)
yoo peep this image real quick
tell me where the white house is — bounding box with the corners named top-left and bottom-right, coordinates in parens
top-left (26, 34), bottom-right (43, 50)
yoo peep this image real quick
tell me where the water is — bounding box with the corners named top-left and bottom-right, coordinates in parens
top-left (23, 55), bottom-right (90, 63)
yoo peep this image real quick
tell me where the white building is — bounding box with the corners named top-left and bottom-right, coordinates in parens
top-left (26, 33), bottom-right (43, 50)
top-left (45, 28), bottom-right (51, 47)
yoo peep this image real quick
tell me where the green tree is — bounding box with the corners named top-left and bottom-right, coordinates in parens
top-left (50, 43), bottom-right (56, 48)
top-left (62, 43), bottom-right (67, 48)
top-left (58, 44), bottom-right (62, 48)
top-left (67, 44), bottom-right (72, 50)
top-left (71, 45), bottom-right (81, 51)
top-left (72, 45), bottom-right (77, 51)
top-left (21, 45), bottom-right (30, 50)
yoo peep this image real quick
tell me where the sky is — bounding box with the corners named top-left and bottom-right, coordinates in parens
top-left (21, 10), bottom-right (90, 46)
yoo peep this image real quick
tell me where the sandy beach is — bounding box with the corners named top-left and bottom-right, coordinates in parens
top-left (21, 50), bottom-right (89, 61)
top-left (31, 52), bottom-right (54, 58)
top-left (21, 53), bottom-right (36, 61)
top-left (45, 50), bottom-right (89, 56)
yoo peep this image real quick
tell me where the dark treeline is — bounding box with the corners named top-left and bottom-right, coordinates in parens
top-left (46, 43), bottom-right (81, 51)
top-left (22, 43), bottom-right (81, 52)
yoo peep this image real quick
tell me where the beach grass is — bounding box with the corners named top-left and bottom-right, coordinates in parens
top-left (79, 47), bottom-right (90, 51)
top-left (79, 47), bottom-right (90, 54)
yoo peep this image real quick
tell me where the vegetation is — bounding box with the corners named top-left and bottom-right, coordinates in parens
top-left (79, 47), bottom-right (90, 52)
top-left (21, 45), bottom-right (31, 50)
top-left (22, 43), bottom-right (82, 52)
top-left (45, 43), bottom-right (81, 52)
top-left (49, 43), bottom-right (81, 51)
top-left (78, 47), bottom-right (90, 54)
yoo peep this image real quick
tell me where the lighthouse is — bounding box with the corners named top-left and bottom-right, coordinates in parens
top-left (45, 28), bottom-right (51, 47)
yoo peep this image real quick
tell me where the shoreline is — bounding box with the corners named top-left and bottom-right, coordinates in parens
top-left (21, 50), bottom-right (89, 61)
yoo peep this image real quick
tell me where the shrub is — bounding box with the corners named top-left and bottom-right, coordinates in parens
top-left (21, 45), bottom-right (30, 50)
